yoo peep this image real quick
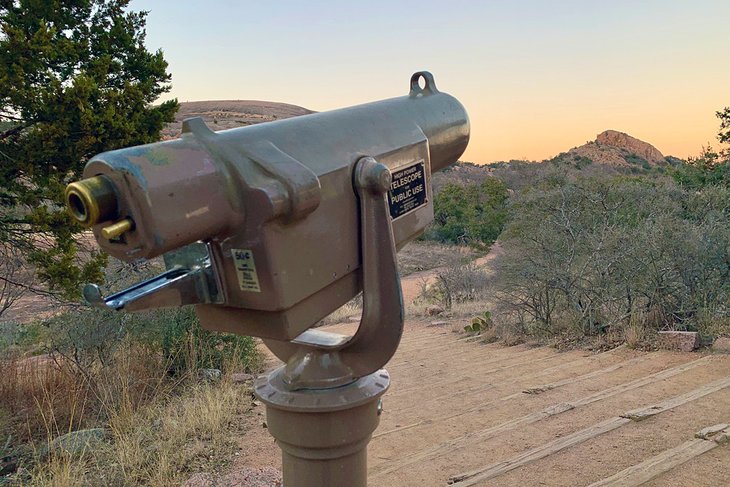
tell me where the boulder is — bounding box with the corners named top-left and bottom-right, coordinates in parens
top-left (695, 423), bottom-right (729, 440)
top-left (46, 428), bottom-right (106, 456)
top-left (712, 337), bottom-right (730, 353)
top-left (426, 305), bottom-right (444, 316)
top-left (657, 331), bottom-right (699, 352)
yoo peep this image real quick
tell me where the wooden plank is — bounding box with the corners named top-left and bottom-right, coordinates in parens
top-left (506, 355), bottom-right (647, 400)
top-left (445, 370), bottom-right (730, 485)
top-left (371, 357), bottom-right (709, 478)
top-left (587, 436), bottom-right (725, 487)
top-left (404, 356), bottom-right (646, 426)
top-left (447, 417), bottom-right (631, 485)
top-left (372, 401), bottom-right (578, 477)
top-left (621, 374), bottom-right (730, 421)
top-left (392, 350), bottom-right (653, 423)
top-left (386, 352), bottom-right (616, 422)
top-left (695, 423), bottom-right (729, 440)
top-left (571, 356), bottom-right (712, 408)
top-left (376, 402), bottom-right (574, 441)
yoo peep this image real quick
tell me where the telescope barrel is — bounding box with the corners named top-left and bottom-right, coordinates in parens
top-left (66, 72), bottom-right (469, 338)
top-left (66, 72), bottom-right (469, 262)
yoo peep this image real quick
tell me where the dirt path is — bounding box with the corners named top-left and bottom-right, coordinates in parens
top-left (228, 315), bottom-right (730, 486)
top-left (222, 248), bottom-right (730, 486)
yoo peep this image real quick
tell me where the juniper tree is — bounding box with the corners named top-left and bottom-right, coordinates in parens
top-left (0, 0), bottom-right (177, 300)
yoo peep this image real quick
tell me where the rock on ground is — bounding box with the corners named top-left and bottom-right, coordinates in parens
top-left (426, 305), bottom-right (444, 316)
top-left (199, 368), bottom-right (222, 382)
top-left (183, 467), bottom-right (282, 487)
top-left (657, 331), bottom-right (699, 352)
top-left (46, 428), bottom-right (107, 456)
top-left (712, 337), bottom-right (730, 353)
top-left (230, 372), bottom-right (254, 384)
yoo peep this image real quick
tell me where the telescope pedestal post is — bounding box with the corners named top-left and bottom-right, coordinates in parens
top-left (255, 367), bottom-right (390, 487)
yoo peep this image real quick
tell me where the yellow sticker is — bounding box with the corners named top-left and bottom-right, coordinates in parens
top-left (231, 249), bottom-right (261, 292)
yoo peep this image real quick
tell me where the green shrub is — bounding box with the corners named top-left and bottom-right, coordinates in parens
top-left (426, 177), bottom-right (509, 247)
top-left (625, 153), bottom-right (648, 166)
top-left (38, 305), bottom-right (259, 376)
top-left (464, 311), bottom-right (493, 335)
top-left (496, 174), bottom-right (730, 340)
top-left (671, 146), bottom-right (730, 189)
top-left (157, 307), bottom-right (259, 374)
top-left (574, 156), bottom-right (593, 169)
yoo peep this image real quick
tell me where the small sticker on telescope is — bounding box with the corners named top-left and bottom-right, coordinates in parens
top-left (388, 161), bottom-right (427, 219)
top-left (231, 249), bottom-right (261, 292)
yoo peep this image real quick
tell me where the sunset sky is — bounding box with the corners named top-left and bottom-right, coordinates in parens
top-left (135, 0), bottom-right (729, 164)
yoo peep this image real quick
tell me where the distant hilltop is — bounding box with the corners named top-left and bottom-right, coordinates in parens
top-left (161, 100), bottom-right (314, 139)
top-left (555, 129), bottom-right (667, 167)
top-left (433, 129), bottom-right (682, 191)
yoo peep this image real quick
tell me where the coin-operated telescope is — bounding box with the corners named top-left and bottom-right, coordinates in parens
top-left (66, 72), bottom-right (469, 487)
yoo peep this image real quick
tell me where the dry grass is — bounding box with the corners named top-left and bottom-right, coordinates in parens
top-left (27, 452), bottom-right (89, 487)
top-left (1, 337), bottom-right (260, 486)
top-left (23, 379), bottom-right (244, 487)
top-left (0, 355), bottom-right (92, 446)
top-left (93, 379), bottom-right (243, 486)
top-left (623, 324), bottom-right (647, 349)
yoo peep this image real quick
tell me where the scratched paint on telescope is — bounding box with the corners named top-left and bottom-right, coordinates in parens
top-left (387, 161), bottom-right (427, 219)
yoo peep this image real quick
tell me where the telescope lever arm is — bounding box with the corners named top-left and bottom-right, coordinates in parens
top-left (83, 265), bottom-right (221, 312)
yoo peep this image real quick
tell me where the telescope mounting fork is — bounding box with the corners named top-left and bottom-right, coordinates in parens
top-left (254, 156), bottom-right (404, 487)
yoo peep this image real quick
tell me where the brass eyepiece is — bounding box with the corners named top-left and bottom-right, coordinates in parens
top-left (65, 175), bottom-right (118, 227)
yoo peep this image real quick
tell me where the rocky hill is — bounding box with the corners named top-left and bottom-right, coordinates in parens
top-left (431, 130), bottom-right (682, 192)
top-left (549, 129), bottom-right (669, 168)
top-left (161, 100), bottom-right (314, 139)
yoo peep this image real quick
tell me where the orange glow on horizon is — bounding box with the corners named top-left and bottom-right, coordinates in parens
top-left (135, 0), bottom-right (730, 165)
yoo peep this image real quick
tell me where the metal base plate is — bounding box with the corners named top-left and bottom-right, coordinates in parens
top-left (255, 367), bottom-right (390, 413)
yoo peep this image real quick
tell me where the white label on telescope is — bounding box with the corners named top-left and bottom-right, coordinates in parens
top-left (388, 160), bottom-right (427, 219)
top-left (231, 248), bottom-right (261, 292)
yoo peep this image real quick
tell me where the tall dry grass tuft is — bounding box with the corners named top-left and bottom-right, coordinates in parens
top-left (26, 451), bottom-right (90, 487)
top-left (96, 379), bottom-right (243, 486)
top-left (2, 334), bottom-right (261, 485)
top-left (92, 340), bottom-right (175, 423)
top-left (0, 355), bottom-right (91, 446)
top-left (621, 310), bottom-right (655, 350)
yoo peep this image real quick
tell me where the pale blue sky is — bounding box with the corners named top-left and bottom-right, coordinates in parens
top-left (135, 0), bottom-right (729, 163)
